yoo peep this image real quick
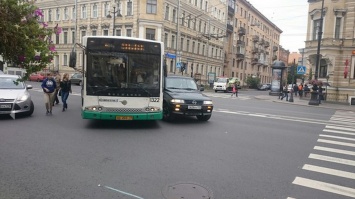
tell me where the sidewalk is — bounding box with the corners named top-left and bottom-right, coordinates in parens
top-left (254, 94), bottom-right (355, 111)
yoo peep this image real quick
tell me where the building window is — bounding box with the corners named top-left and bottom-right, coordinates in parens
top-left (186, 39), bottom-right (190, 52)
top-left (147, 0), bottom-right (157, 14)
top-left (81, 31), bottom-right (86, 42)
top-left (197, 43), bottom-right (200, 54)
top-left (72, 6), bottom-right (76, 20)
top-left (64, 54), bottom-right (68, 66)
top-left (92, 4), bottom-right (98, 18)
top-left (164, 33), bottom-right (168, 48)
top-left (56, 34), bottom-right (60, 44)
top-left (64, 7), bottom-right (68, 20)
top-left (165, 5), bottom-right (169, 20)
top-left (92, 30), bottom-right (97, 36)
top-left (116, 29), bottom-right (121, 36)
top-left (48, 9), bottom-right (52, 21)
top-left (192, 41), bottom-right (195, 54)
top-left (334, 17), bottom-right (341, 39)
top-left (72, 31), bottom-right (75, 43)
top-left (81, 5), bottom-right (87, 19)
top-left (126, 29), bottom-right (132, 37)
top-left (63, 32), bottom-right (68, 44)
top-left (103, 30), bottom-right (109, 36)
top-left (172, 9), bottom-right (176, 23)
top-left (180, 38), bottom-right (184, 51)
top-left (171, 35), bottom-right (176, 49)
top-left (319, 60), bottom-right (327, 78)
top-left (146, 28), bottom-right (155, 40)
top-left (104, 3), bottom-right (109, 17)
top-left (56, 8), bottom-right (60, 21)
top-left (127, 1), bottom-right (133, 16)
top-left (312, 19), bottom-right (321, 40)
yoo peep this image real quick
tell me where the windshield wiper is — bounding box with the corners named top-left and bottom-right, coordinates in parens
top-left (166, 87), bottom-right (180, 89)
top-left (126, 83), bottom-right (152, 97)
top-left (88, 86), bottom-right (116, 94)
top-left (182, 88), bottom-right (196, 90)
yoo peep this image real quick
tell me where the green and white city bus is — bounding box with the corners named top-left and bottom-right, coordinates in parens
top-left (71, 36), bottom-right (164, 120)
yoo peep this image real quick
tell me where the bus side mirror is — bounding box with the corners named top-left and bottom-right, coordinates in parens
top-left (69, 51), bottom-right (76, 68)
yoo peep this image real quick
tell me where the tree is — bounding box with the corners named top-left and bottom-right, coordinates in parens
top-left (0, 0), bottom-right (59, 80)
top-left (286, 63), bottom-right (305, 84)
top-left (245, 76), bottom-right (260, 89)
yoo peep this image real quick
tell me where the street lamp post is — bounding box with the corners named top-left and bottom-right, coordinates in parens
top-left (314, 0), bottom-right (324, 80)
top-left (107, 1), bottom-right (122, 36)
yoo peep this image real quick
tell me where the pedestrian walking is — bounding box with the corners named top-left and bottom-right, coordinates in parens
top-left (293, 84), bottom-right (298, 96)
top-left (318, 85), bottom-right (323, 104)
top-left (41, 73), bottom-right (57, 115)
top-left (298, 83), bottom-right (303, 98)
top-left (53, 72), bottom-right (61, 106)
top-left (60, 73), bottom-right (72, 112)
top-left (231, 83), bottom-right (238, 97)
top-left (281, 84), bottom-right (288, 101)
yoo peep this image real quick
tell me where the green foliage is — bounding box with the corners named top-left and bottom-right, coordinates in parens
top-left (0, 0), bottom-right (56, 80)
top-left (286, 64), bottom-right (305, 84)
top-left (245, 76), bottom-right (260, 89)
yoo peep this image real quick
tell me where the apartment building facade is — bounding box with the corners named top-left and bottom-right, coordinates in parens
top-left (305, 0), bottom-right (355, 99)
top-left (227, 0), bottom-right (282, 86)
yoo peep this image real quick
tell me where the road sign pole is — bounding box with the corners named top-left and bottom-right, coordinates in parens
top-left (289, 59), bottom-right (296, 102)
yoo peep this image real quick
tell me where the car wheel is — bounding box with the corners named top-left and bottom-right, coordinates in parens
top-left (196, 114), bottom-right (211, 121)
top-left (37, 78), bottom-right (40, 82)
top-left (214, 90), bottom-right (217, 93)
top-left (79, 80), bottom-right (82, 86)
top-left (162, 102), bottom-right (175, 122)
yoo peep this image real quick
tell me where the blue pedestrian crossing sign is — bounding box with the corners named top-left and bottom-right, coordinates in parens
top-left (297, 65), bottom-right (306, 74)
top-left (176, 62), bottom-right (181, 68)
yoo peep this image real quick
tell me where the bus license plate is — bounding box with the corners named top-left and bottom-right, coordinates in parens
top-left (188, 106), bottom-right (201, 109)
top-left (0, 104), bottom-right (11, 108)
top-left (116, 116), bottom-right (133, 120)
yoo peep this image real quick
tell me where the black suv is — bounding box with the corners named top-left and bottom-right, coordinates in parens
top-left (163, 76), bottom-right (213, 121)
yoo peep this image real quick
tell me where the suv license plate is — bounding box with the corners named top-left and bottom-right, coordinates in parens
top-left (116, 116), bottom-right (133, 120)
top-left (188, 106), bottom-right (201, 109)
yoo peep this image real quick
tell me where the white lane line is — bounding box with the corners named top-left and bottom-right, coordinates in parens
top-left (323, 129), bottom-right (355, 136)
top-left (320, 134), bottom-right (355, 142)
top-left (330, 117), bottom-right (355, 122)
top-left (286, 197), bottom-right (296, 199)
top-left (101, 185), bottom-right (144, 199)
top-left (309, 153), bottom-right (355, 166)
top-left (314, 146), bottom-right (355, 156)
top-left (326, 125), bottom-right (355, 132)
top-left (292, 177), bottom-right (355, 198)
top-left (318, 139), bottom-right (355, 148)
top-left (302, 164), bottom-right (355, 180)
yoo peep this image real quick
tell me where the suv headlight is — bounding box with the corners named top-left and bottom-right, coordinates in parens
top-left (171, 99), bottom-right (185, 103)
top-left (203, 100), bottom-right (213, 105)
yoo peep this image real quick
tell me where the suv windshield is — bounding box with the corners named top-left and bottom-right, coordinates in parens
top-left (165, 77), bottom-right (198, 90)
top-left (0, 77), bottom-right (24, 89)
top-left (216, 78), bottom-right (228, 83)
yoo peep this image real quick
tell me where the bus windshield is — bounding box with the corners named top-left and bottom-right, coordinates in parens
top-left (86, 52), bottom-right (161, 97)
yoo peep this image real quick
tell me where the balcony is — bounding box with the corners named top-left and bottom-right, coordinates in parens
top-left (252, 35), bottom-right (259, 42)
top-left (259, 39), bottom-right (265, 45)
top-left (252, 48), bottom-right (259, 54)
top-left (265, 51), bottom-right (269, 55)
top-left (264, 41), bottom-right (270, 47)
top-left (236, 53), bottom-right (245, 60)
top-left (227, 23), bottom-right (233, 33)
top-left (237, 40), bottom-right (245, 46)
top-left (272, 55), bottom-right (277, 61)
top-left (228, 5), bottom-right (235, 15)
top-left (238, 27), bottom-right (246, 35)
top-left (272, 46), bottom-right (278, 52)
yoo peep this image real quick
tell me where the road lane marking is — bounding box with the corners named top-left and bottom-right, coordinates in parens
top-left (323, 129), bottom-right (355, 136)
top-left (317, 139), bottom-right (355, 148)
top-left (302, 164), bottom-right (355, 180)
top-left (101, 185), bottom-right (144, 199)
top-left (292, 177), bottom-right (355, 198)
top-left (314, 146), bottom-right (355, 156)
top-left (319, 134), bottom-right (355, 142)
top-left (309, 153), bottom-right (355, 166)
top-left (326, 125), bottom-right (355, 132)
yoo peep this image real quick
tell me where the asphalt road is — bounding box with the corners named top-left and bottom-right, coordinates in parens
top-left (1, 82), bottom-right (354, 199)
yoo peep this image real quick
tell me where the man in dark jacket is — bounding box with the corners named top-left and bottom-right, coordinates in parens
top-left (293, 84), bottom-right (298, 96)
top-left (41, 73), bottom-right (57, 115)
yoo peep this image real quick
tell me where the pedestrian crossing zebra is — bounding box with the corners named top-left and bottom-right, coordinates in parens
top-left (203, 92), bottom-right (251, 100)
top-left (288, 110), bottom-right (355, 199)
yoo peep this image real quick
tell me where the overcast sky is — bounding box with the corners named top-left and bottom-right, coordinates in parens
top-left (246, 0), bottom-right (309, 53)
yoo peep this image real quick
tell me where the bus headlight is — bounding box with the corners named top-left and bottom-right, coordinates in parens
top-left (85, 106), bottom-right (103, 111)
top-left (203, 100), bottom-right (213, 105)
top-left (171, 99), bottom-right (185, 103)
top-left (144, 106), bottom-right (160, 112)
